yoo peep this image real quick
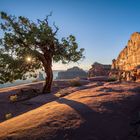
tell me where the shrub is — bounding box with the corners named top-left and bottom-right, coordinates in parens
top-left (32, 79), bottom-right (39, 83)
top-left (9, 95), bottom-right (18, 102)
top-left (69, 78), bottom-right (82, 87)
top-left (107, 77), bottom-right (117, 82)
top-left (5, 113), bottom-right (12, 120)
top-left (54, 83), bottom-right (59, 87)
top-left (55, 89), bottom-right (69, 97)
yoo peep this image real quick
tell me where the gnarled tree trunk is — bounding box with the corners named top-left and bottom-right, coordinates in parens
top-left (42, 66), bottom-right (53, 93)
top-left (42, 55), bottom-right (53, 93)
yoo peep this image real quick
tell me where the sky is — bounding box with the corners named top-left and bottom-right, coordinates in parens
top-left (0, 0), bottom-right (140, 70)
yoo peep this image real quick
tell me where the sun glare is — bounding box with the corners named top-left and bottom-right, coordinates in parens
top-left (26, 57), bottom-right (32, 62)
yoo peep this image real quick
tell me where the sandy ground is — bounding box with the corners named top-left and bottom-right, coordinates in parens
top-left (0, 81), bottom-right (140, 140)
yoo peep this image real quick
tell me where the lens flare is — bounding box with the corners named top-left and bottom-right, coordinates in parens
top-left (26, 57), bottom-right (32, 62)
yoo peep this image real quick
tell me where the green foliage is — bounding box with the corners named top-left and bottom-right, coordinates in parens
top-left (107, 77), bottom-right (117, 82)
top-left (0, 12), bottom-right (84, 84)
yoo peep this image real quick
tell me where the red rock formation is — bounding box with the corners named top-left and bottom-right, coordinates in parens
top-left (112, 32), bottom-right (140, 71)
top-left (88, 62), bottom-right (111, 77)
top-left (111, 32), bottom-right (140, 81)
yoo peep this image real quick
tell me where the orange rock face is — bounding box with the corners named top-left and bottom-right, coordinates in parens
top-left (88, 62), bottom-right (111, 77)
top-left (112, 32), bottom-right (140, 71)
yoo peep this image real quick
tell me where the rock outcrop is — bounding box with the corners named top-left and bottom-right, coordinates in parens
top-left (112, 32), bottom-right (140, 71)
top-left (88, 62), bottom-right (111, 77)
top-left (111, 32), bottom-right (140, 81)
top-left (37, 72), bottom-right (44, 81)
top-left (56, 67), bottom-right (87, 79)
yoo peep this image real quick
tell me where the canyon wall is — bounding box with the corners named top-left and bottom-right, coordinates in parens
top-left (112, 32), bottom-right (140, 71)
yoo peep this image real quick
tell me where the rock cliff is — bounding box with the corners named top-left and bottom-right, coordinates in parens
top-left (112, 32), bottom-right (140, 71)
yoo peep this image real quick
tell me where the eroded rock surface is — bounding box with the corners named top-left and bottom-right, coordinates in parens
top-left (112, 32), bottom-right (140, 71)
top-left (88, 62), bottom-right (111, 77)
top-left (111, 32), bottom-right (140, 81)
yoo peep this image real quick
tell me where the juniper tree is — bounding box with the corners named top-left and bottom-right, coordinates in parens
top-left (0, 12), bottom-right (84, 93)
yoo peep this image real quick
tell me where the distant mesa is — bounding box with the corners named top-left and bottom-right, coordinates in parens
top-left (88, 62), bottom-right (111, 77)
top-left (56, 66), bottom-right (87, 79)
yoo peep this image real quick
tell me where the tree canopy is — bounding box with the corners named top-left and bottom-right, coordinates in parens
top-left (0, 12), bottom-right (85, 92)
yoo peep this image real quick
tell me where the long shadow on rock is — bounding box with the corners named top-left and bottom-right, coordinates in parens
top-left (55, 98), bottom-right (105, 140)
top-left (53, 89), bottom-right (140, 140)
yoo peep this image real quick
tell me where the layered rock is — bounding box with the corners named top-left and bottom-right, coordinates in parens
top-left (56, 66), bottom-right (87, 79)
top-left (112, 32), bottom-right (140, 71)
top-left (88, 62), bottom-right (111, 77)
top-left (111, 32), bottom-right (140, 81)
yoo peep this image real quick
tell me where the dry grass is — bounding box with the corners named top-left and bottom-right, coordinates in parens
top-left (55, 89), bottom-right (70, 97)
top-left (9, 95), bottom-right (18, 102)
top-left (5, 113), bottom-right (12, 120)
top-left (69, 77), bottom-right (82, 87)
top-left (32, 79), bottom-right (39, 83)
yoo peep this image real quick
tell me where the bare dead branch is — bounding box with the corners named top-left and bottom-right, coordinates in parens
top-left (53, 22), bottom-right (59, 35)
top-left (44, 11), bottom-right (53, 25)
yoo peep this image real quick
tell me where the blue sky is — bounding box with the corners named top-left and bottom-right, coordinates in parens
top-left (0, 0), bottom-right (140, 70)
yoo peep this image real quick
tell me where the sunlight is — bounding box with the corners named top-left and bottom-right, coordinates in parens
top-left (26, 56), bottom-right (32, 62)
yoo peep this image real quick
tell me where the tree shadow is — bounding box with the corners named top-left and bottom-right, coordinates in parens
top-left (51, 86), bottom-right (140, 140)
top-left (1, 82), bottom-right (140, 140)
top-left (55, 97), bottom-right (103, 140)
